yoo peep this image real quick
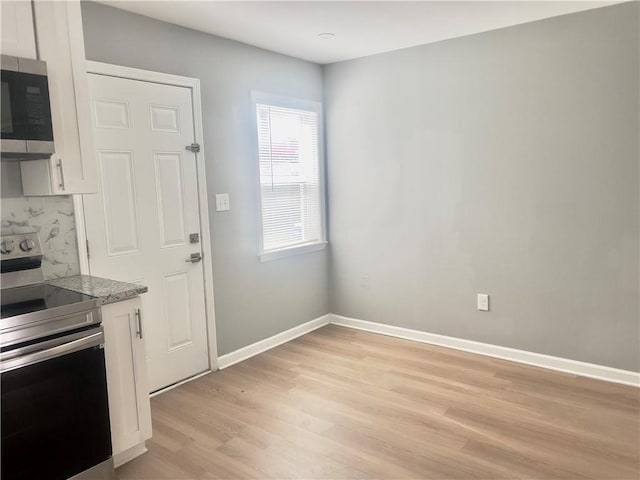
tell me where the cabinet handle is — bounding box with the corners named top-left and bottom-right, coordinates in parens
top-left (56, 158), bottom-right (65, 191)
top-left (135, 308), bottom-right (143, 339)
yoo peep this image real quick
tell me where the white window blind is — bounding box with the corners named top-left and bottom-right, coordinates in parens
top-left (256, 101), bottom-right (323, 253)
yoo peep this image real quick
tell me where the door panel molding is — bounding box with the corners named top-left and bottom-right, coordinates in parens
top-left (153, 151), bottom-right (188, 249)
top-left (98, 150), bottom-right (140, 256)
top-left (76, 61), bottom-right (218, 371)
top-left (162, 271), bottom-right (194, 351)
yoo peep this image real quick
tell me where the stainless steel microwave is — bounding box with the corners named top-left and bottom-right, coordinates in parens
top-left (1, 55), bottom-right (54, 159)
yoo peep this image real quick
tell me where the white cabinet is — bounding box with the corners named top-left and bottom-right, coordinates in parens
top-left (0, 1), bottom-right (37, 59)
top-left (20, 0), bottom-right (97, 195)
top-left (101, 297), bottom-right (152, 467)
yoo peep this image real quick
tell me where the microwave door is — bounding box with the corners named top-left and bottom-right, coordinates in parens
top-left (0, 70), bottom-right (27, 155)
top-left (1, 80), bottom-right (13, 135)
top-left (0, 61), bottom-right (54, 158)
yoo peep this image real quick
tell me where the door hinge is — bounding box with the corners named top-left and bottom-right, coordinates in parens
top-left (86, 239), bottom-right (90, 259)
top-left (186, 143), bottom-right (200, 153)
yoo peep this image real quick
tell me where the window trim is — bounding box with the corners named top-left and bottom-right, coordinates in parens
top-left (251, 91), bottom-right (327, 262)
top-left (259, 240), bottom-right (328, 263)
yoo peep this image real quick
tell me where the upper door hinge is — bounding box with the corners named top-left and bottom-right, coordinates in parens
top-left (86, 239), bottom-right (90, 259)
top-left (186, 143), bottom-right (200, 153)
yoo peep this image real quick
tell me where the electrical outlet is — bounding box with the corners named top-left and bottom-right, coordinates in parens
top-left (477, 294), bottom-right (489, 311)
top-left (215, 193), bottom-right (230, 212)
top-left (360, 274), bottom-right (370, 289)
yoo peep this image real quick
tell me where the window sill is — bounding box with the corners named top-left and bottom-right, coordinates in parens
top-left (259, 241), bottom-right (327, 262)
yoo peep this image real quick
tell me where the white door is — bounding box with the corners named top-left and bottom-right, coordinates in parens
top-left (83, 73), bottom-right (210, 392)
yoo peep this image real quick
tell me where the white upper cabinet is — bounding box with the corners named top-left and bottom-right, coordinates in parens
top-left (1, 1), bottom-right (37, 59)
top-left (20, 0), bottom-right (97, 195)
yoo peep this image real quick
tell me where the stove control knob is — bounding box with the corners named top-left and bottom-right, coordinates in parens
top-left (0, 240), bottom-right (14, 254)
top-left (20, 239), bottom-right (36, 252)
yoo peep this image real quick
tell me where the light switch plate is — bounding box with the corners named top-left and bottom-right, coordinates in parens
top-left (477, 293), bottom-right (489, 311)
top-left (216, 193), bottom-right (230, 212)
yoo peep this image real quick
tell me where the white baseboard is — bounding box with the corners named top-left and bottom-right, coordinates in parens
top-left (215, 312), bottom-right (639, 387)
top-left (330, 314), bottom-right (640, 387)
top-left (113, 442), bottom-right (148, 468)
top-left (217, 314), bottom-right (331, 369)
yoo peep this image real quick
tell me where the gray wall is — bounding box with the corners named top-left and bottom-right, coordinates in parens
top-left (81, 2), bottom-right (329, 356)
top-left (324, 3), bottom-right (639, 371)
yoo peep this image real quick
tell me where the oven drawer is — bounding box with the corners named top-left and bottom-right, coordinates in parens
top-left (1, 327), bottom-right (112, 480)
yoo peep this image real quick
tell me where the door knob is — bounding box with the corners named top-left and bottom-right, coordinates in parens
top-left (185, 253), bottom-right (202, 263)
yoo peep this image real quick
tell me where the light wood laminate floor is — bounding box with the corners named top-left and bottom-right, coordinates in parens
top-left (117, 325), bottom-right (640, 479)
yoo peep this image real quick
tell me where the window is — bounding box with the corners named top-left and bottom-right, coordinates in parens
top-left (254, 93), bottom-right (326, 261)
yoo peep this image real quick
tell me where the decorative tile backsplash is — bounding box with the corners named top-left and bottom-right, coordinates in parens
top-left (1, 196), bottom-right (81, 279)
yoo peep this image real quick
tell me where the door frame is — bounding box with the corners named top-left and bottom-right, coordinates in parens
top-left (74, 60), bottom-right (219, 372)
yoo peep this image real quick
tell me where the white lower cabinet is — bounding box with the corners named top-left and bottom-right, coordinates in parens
top-left (101, 297), bottom-right (152, 467)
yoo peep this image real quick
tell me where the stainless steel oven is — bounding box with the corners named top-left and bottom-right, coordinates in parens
top-left (0, 234), bottom-right (114, 480)
top-left (1, 55), bottom-right (54, 158)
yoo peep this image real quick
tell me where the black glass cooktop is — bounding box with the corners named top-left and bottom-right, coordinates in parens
top-left (1, 284), bottom-right (96, 319)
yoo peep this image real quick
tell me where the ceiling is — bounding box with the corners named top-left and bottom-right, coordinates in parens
top-left (98, 1), bottom-right (617, 64)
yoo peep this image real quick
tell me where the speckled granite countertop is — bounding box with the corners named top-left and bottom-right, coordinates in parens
top-left (47, 275), bottom-right (148, 306)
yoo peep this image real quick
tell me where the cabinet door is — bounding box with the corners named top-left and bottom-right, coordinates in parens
top-left (1, 1), bottom-right (37, 59)
top-left (30, 0), bottom-right (97, 194)
top-left (101, 298), bottom-right (152, 458)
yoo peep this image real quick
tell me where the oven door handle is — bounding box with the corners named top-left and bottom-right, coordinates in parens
top-left (0, 330), bottom-right (104, 373)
